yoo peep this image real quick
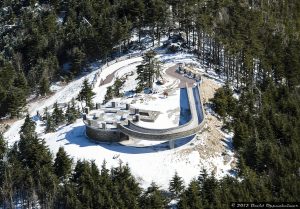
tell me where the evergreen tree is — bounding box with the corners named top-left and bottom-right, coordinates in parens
top-left (44, 109), bottom-right (56, 133)
top-left (20, 114), bottom-right (36, 137)
top-left (6, 87), bottom-right (27, 118)
top-left (14, 118), bottom-right (55, 205)
top-left (178, 179), bottom-right (203, 209)
top-left (42, 107), bottom-right (49, 121)
top-left (45, 115), bottom-right (56, 133)
top-left (14, 71), bottom-right (29, 95)
top-left (210, 84), bottom-right (236, 119)
top-left (52, 102), bottom-right (65, 125)
top-left (0, 133), bottom-right (6, 159)
top-left (136, 50), bottom-right (162, 91)
top-left (140, 182), bottom-right (167, 209)
top-left (105, 86), bottom-right (113, 102)
top-left (54, 147), bottom-right (73, 181)
top-left (110, 162), bottom-right (141, 209)
top-left (65, 99), bottom-right (79, 124)
top-left (113, 78), bottom-right (124, 97)
top-left (169, 171), bottom-right (184, 198)
top-left (71, 47), bottom-right (86, 75)
top-left (39, 76), bottom-right (50, 96)
top-left (78, 79), bottom-right (95, 109)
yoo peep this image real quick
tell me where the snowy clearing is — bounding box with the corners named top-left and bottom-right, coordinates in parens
top-left (4, 52), bottom-right (235, 190)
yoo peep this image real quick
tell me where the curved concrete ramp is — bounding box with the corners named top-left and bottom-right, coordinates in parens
top-left (118, 84), bottom-right (205, 141)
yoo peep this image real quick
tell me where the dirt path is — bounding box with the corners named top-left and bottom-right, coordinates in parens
top-left (99, 69), bottom-right (118, 86)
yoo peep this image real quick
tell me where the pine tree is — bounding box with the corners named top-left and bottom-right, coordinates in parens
top-left (45, 115), bottom-right (56, 133)
top-left (71, 47), bottom-right (86, 75)
top-left (178, 179), bottom-right (203, 209)
top-left (52, 102), bottom-right (65, 125)
top-left (54, 147), bottom-right (73, 181)
top-left (39, 76), bottom-right (50, 96)
top-left (65, 98), bottom-right (80, 124)
top-left (72, 160), bottom-right (94, 208)
top-left (139, 182), bottom-right (167, 209)
top-left (16, 118), bottom-right (55, 207)
top-left (136, 50), bottom-right (162, 91)
top-left (210, 84), bottom-right (237, 120)
top-left (111, 163), bottom-right (141, 209)
top-left (6, 87), bottom-right (27, 118)
top-left (65, 103), bottom-right (78, 124)
top-left (42, 107), bottom-right (49, 121)
top-left (105, 86), bottom-right (113, 102)
top-left (20, 114), bottom-right (36, 137)
top-left (44, 108), bottom-right (56, 133)
top-left (78, 79), bottom-right (95, 109)
top-left (0, 133), bottom-right (6, 159)
top-left (113, 78), bottom-right (124, 97)
top-left (14, 71), bottom-right (29, 95)
top-left (169, 171), bottom-right (184, 198)
top-left (18, 119), bottom-right (53, 174)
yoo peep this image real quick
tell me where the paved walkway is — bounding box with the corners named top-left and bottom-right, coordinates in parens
top-left (119, 85), bottom-right (204, 141)
top-left (165, 65), bottom-right (196, 88)
top-left (118, 64), bottom-right (204, 141)
top-left (99, 69), bottom-right (117, 86)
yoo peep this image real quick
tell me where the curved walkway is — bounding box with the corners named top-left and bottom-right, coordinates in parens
top-left (100, 61), bottom-right (141, 86)
top-left (85, 63), bottom-right (205, 142)
top-left (118, 63), bottom-right (205, 141)
top-left (165, 64), bottom-right (196, 88)
top-left (118, 84), bottom-right (204, 141)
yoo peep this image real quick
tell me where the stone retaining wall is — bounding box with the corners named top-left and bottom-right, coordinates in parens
top-left (85, 122), bottom-right (122, 142)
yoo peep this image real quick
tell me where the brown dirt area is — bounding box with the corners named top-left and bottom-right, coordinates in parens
top-left (176, 73), bottom-right (236, 171)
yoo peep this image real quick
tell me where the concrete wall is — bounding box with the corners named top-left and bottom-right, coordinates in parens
top-left (118, 121), bottom-right (205, 141)
top-left (85, 122), bottom-right (122, 142)
top-left (85, 83), bottom-right (206, 143)
top-left (124, 87), bottom-right (196, 134)
top-left (117, 84), bottom-right (206, 141)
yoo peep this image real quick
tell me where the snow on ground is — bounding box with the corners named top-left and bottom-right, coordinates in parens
top-left (92, 57), bottom-right (142, 103)
top-left (4, 51), bottom-right (235, 190)
top-left (40, 117), bottom-right (234, 189)
top-left (128, 90), bottom-right (180, 129)
top-left (4, 57), bottom-right (142, 143)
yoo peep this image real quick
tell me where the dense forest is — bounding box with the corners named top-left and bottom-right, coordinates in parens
top-left (0, 0), bottom-right (300, 208)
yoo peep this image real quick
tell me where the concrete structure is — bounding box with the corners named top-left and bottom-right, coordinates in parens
top-left (176, 63), bottom-right (202, 81)
top-left (83, 102), bottom-right (161, 142)
top-left (83, 83), bottom-right (205, 147)
top-left (118, 84), bottom-right (205, 141)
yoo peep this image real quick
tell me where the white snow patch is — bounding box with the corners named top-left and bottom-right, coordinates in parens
top-left (4, 52), bottom-right (235, 190)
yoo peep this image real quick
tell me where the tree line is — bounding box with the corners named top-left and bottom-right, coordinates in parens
top-left (1, 114), bottom-right (298, 208)
top-left (0, 116), bottom-right (190, 208)
top-left (2, 0), bottom-right (299, 118)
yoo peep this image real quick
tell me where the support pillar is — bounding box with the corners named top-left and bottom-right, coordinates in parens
top-left (112, 102), bottom-right (116, 108)
top-left (96, 103), bottom-right (101, 109)
top-left (169, 139), bottom-right (175, 149)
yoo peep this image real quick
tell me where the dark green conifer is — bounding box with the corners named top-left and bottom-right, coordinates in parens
top-left (54, 147), bottom-right (73, 181)
top-left (78, 79), bottom-right (95, 109)
top-left (169, 171), bottom-right (184, 198)
top-left (52, 102), bottom-right (65, 125)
